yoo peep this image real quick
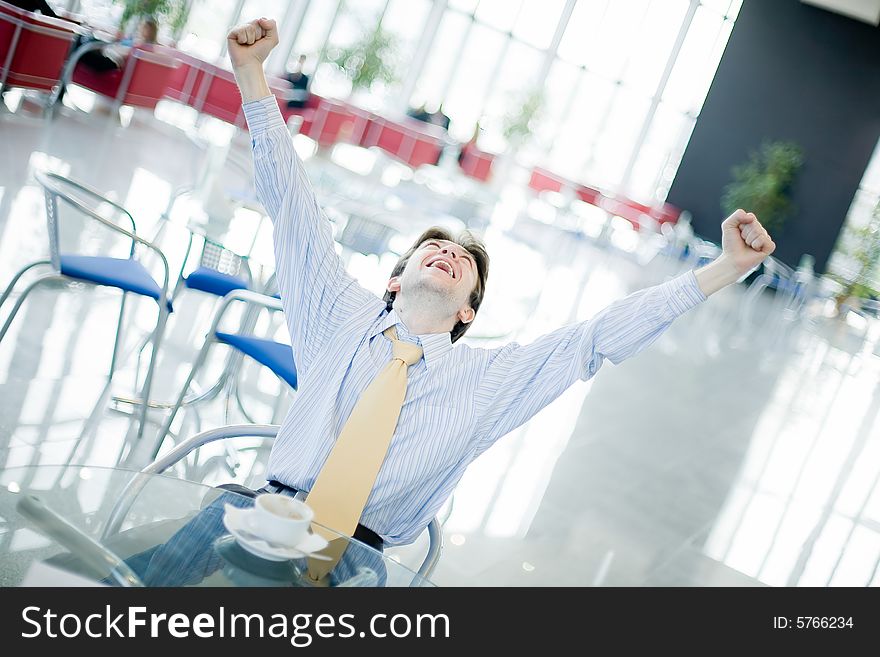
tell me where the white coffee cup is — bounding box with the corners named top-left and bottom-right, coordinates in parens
top-left (250, 494), bottom-right (314, 546)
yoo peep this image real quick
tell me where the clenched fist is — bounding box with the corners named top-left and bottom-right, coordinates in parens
top-left (227, 17), bottom-right (278, 70)
top-left (721, 209), bottom-right (776, 275)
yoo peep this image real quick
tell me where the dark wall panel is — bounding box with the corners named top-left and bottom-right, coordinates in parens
top-left (667, 0), bottom-right (880, 272)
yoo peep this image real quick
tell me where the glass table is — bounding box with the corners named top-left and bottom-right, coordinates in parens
top-left (0, 465), bottom-right (434, 587)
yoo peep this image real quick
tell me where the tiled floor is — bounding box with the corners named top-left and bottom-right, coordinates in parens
top-left (2, 91), bottom-right (879, 586)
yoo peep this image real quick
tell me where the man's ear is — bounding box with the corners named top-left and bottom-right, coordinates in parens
top-left (458, 306), bottom-right (475, 325)
top-left (386, 276), bottom-right (401, 294)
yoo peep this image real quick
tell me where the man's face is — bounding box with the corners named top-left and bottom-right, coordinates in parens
top-left (388, 239), bottom-right (478, 324)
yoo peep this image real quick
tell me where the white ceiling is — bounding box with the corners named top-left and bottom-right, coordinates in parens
top-left (800, 0), bottom-right (880, 25)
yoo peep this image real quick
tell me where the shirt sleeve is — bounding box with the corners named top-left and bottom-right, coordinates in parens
top-left (242, 96), bottom-right (379, 377)
top-left (470, 271), bottom-right (706, 454)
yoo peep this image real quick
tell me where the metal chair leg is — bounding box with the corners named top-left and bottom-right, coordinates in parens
top-left (0, 273), bottom-right (63, 343)
top-left (151, 332), bottom-right (220, 458)
top-left (108, 292), bottom-right (127, 379)
top-left (0, 260), bottom-right (51, 310)
top-left (134, 306), bottom-right (169, 441)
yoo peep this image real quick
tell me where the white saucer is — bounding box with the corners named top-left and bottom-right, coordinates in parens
top-left (222, 504), bottom-right (329, 562)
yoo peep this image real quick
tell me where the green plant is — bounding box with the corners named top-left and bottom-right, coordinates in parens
top-left (722, 140), bottom-right (804, 233)
top-left (326, 26), bottom-right (399, 93)
top-left (501, 87), bottom-right (543, 146)
top-left (829, 199), bottom-right (880, 302)
top-left (115, 0), bottom-right (190, 34)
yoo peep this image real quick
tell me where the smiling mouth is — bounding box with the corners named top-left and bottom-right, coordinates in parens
top-left (427, 259), bottom-right (455, 278)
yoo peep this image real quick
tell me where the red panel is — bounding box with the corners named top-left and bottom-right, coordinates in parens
top-left (71, 62), bottom-right (121, 96)
top-left (599, 197), bottom-right (644, 230)
top-left (0, 2), bottom-right (24, 17)
top-left (461, 151), bottom-right (494, 182)
top-left (307, 100), bottom-right (356, 146)
top-left (528, 168), bottom-right (564, 193)
top-left (163, 54), bottom-right (205, 105)
top-left (72, 46), bottom-right (178, 110)
top-left (1, 12), bottom-right (76, 92)
top-left (375, 121), bottom-right (406, 156)
top-left (407, 136), bottom-right (442, 168)
top-left (574, 185), bottom-right (602, 206)
top-left (651, 203), bottom-right (681, 224)
top-left (119, 48), bottom-right (178, 109)
top-left (198, 67), bottom-right (244, 125)
top-left (0, 16), bottom-right (19, 75)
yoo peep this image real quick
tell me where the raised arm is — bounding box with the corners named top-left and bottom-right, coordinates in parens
top-left (471, 210), bottom-right (775, 453)
top-left (227, 19), bottom-right (379, 375)
top-left (470, 272), bottom-right (705, 453)
top-left (693, 209), bottom-right (776, 296)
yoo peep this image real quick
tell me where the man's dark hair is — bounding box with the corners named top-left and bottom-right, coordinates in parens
top-left (383, 227), bottom-right (489, 343)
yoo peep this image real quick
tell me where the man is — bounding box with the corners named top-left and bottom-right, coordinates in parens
top-left (80, 17), bottom-right (159, 73)
top-left (285, 53), bottom-right (310, 108)
top-left (224, 18), bottom-right (775, 552)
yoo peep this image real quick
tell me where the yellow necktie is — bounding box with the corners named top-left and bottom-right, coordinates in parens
top-left (305, 326), bottom-right (422, 581)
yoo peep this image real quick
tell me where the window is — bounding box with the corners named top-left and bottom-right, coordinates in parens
top-left (479, 40), bottom-right (544, 152)
top-left (179, 0), bottom-right (242, 62)
top-left (662, 5), bottom-right (732, 115)
top-left (376, 0), bottom-right (432, 98)
top-left (240, 1), bottom-right (289, 29)
top-left (442, 23), bottom-right (507, 140)
top-left (474, 0), bottom-right (524, 32)
top-left (512, 0), bottom-right (567, 50)
top-left (289, 0), bottom-right (342, 68)
top-left (411, 10), bottom-right (471, 109)
top-left (268, 0), bottom-right (744, 204)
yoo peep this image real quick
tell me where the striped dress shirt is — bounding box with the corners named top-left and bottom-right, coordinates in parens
top-left (243, 96), bottom-right (707, 546)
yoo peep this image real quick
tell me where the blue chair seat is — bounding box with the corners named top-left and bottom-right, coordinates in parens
top-left (60, 254), bottom-right (173, 311)
top-left (185, 267), bottom-right (249, 298)
top-left (215, 332), bottom-right (297, 389)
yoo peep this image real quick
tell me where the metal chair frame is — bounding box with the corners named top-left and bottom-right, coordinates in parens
top-left (0, 171), bottom-right (170, 440)
top-left (150, 289), bottom-right (289, 459)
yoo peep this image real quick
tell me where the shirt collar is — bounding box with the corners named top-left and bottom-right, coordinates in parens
top-left (372, 308), bottom-right (454, 370)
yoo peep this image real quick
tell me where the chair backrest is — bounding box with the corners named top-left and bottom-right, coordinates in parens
top-left (198, 238), bottom-right (250, 279)
top-left (116, 46), bottom-right (179, 109)
top-left (338, 214), bottom-right (400, 257)
top-left (36, 171), bottom-right (138, 269)
top-left (0, 8), bottom-right (77, 92)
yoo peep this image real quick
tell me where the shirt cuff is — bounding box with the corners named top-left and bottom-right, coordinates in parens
top-left (660, 270), bottom-right (707, 317)
top-left (242, 95), bottom-right (286, 135)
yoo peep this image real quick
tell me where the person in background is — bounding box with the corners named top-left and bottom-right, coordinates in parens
top-left (430, 103), bottom-right (450, 130)
top-left (406, 103), bottom-right (433, 123)
top-left (6, 0), bottom-right (58, 18)
top-left (51, 17), bottom-right (158, 107)
top-left (285, 53), bottom-right (310, 108)
top-left (408, 102), bottom-right (450, 131)
top-left (78, 17), bottom-right (159, 73)
top-left (458, 121), bottom-right (482, 165)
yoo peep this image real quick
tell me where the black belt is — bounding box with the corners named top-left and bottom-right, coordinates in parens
top-left (266, 480), bottom-right (384, 551)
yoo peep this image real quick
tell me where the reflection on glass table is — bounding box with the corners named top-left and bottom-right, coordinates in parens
top-left (0, 465), bottom-right (434, 587)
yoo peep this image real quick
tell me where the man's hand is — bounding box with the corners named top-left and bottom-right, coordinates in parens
top-left (694, 209), bottom-right (777, 297)
top-left (227, 17), bottom-right (278, 71)
top-left (227, 18), bottom-right (276, 102)
top-left (722, 209), bottom-right (776, 274)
